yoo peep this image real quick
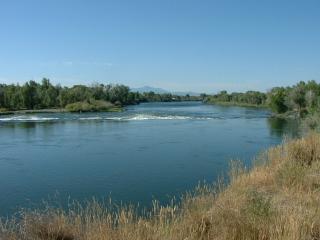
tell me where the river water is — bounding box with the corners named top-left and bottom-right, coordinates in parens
top-left (0, 102), bottom-right (298, 216)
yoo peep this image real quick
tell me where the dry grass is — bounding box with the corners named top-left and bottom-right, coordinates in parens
top-left (1, 133), bottom-right (320, 240)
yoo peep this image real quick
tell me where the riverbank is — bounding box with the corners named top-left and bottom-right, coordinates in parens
top-left (270, 110), bottom-right (301, 119)
top-left (0, 108), bottom-right (68, 115)
top-left (206, 101), bottom-right (309, 120)
top-left (204, 100), bottom-right (268, 109)
top-left (1, 132), bottom-right (319, 239)
top-left (0, 101), bottom-right (123, 115)
top-left (0, 108), bottom-right (123, 115)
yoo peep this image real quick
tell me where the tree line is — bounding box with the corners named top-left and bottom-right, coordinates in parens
top-left (2, 78), bottom-right (318, 116)
top-left (204, 90), bottom-right (267, 107)
top-left (267, 80), bottom-right (320, 115)
top-left (0, 79), bottom-right (134, 110)
top-left (0, 79), bottom-right (201, 111)
top-left (204, 80), bottom-right (320, 116)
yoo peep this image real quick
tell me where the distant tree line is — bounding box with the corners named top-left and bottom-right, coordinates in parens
top-left (204, 80), bottom-right (320, 117)
top-left (0, 79), bottom-right (201, 111)
top-left (140, 91), bottom-right (200, 102)
top-left (204, 90), bottom-right (267, 106)
top-left (4, 78), bottom-right (318, 116)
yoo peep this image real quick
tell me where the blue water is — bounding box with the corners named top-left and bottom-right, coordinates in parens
top-left (0, 102), bottom-right (298, 216)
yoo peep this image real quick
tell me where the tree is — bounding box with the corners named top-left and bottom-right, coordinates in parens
top-left (0, 84), bottom-right (6, 108)
top-left (22, 81), bottom-right (40, 109)
top-left (109, 85), bottom-right (129, 104)
top-left (39, 78), bottom-right (59, 108)
top-left (305, 90), bottom-right (317, 113)
top-left (286, 85), bottom-right (306, 112)
top-left (267, 88), bottom-right (288, 113)
top-left (91, 83), bottom-right (105, 100)
top-left (200, 93), bottom-right (207, 100)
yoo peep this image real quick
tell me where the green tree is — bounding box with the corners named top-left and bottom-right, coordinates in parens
top-left (109, 85), bottom-right (129, 104)
top-left (39, 78), bottom-right (59, 108)
top-left (267, 88), bottom-right (288, 113)
top-left (287, 85), bottom-right (306, 112)
top-left (0, 84), bottom-right (6, 108)
top-left (22, 81), bottom-right (40, 109)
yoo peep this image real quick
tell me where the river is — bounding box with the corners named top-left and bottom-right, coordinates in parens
top-left (0, 101), bottom-right (299, 216)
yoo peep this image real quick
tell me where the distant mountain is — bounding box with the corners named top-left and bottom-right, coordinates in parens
top-left (131, 86), bottom-right (200, 96)
top-left (131, 86), bottom-right (169, 94)
top-left (172, 91), bottom-right (201, 97)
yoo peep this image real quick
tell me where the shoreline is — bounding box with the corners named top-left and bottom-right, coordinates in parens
top-left (204, 101), bottom-right (268, 109)
top-left (0, 107), bottom-right (123, 115)
top-left (0, 101), bottom-right (203, 116)
top-left (2, 132), bottom-right (319, 239)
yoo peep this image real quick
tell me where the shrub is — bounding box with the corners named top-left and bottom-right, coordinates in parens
top-left (65, 100), bottom-right (115, 112)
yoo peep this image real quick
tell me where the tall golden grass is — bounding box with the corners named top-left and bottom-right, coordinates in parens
top-left (1, 133), bottom-right (320, 240)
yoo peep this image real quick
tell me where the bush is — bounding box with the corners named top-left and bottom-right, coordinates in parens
top-left (65, 100), bottom-right (116, 112)
top-left (303, 113), bottom-right (320, 130)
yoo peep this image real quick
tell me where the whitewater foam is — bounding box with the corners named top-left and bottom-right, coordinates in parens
top-left (127, 114), bottom-right (193, 120)
top-left (79, 117), bottom-right (103, 120)
top-left (103, 114), bottom-right (216, 121)
top-left (0, 116), bottom-right (59, 122)
top-left (0, 114), bottom-right (218, 122)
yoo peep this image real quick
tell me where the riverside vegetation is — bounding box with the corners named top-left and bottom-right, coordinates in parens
top-left (1, 79), bottom-right (320, 239)
top-left (1, 132), bottom-right (320, 240)
top-left (2, 78), bottom-right (320, 123)
top-left (204, 80), bottom-right (320, 131)
top-left (0, 79), bottom-right (201, 114)
top-left (204, 80), bottom-right (320, 122)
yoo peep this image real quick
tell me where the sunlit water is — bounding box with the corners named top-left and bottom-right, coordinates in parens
top-left (0, 102), bottom-right (299, 216)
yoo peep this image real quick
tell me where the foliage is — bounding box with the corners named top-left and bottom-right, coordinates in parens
top-left (205, 80), bottom-right (320, 118)
top-left (204, 90), bottom-right (267, 107)
top-left (0, 79), bottom-right (201, 112)
top-left (139, 91), bottom-right (201, 102)
top-left (267, 87), bottom-right (288, 113)
top-left (65, 100), bottom-right (118, 112)
top-left (267, 80), bottom-right (320, 116)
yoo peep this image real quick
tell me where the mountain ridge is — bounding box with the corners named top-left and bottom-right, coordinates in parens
top-left (131, 86), bottom-right (200, 96)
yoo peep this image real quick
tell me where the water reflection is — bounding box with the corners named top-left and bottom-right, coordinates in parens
top-left (267, 117), bottom-right (301, 138)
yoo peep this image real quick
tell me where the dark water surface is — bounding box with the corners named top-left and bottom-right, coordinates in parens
top-left (0, 102), bottom-right (298, 216)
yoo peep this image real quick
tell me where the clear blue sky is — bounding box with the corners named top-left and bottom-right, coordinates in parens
top-left (0, 0), bottom-right (319, 93)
